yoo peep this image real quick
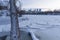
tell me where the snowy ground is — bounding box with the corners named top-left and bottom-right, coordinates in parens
top-left (0, 15), bottom-right (60, 40)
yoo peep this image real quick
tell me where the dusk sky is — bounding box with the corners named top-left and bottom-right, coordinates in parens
top-left (21, 0), bottom-right (60, 10)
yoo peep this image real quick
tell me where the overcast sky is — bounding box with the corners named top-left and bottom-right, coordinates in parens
top-left (21, 0), bottom-right (60, 10)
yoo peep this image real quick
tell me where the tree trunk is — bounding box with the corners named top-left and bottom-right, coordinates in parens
top-left (10, 0), bottom-right (20, 40)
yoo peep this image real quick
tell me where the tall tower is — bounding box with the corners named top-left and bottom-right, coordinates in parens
top-left (10, 0), bottom-right (20, 40)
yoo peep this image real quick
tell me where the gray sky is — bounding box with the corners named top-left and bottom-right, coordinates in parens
top-left (21, 0), bottom-right (60, 10)
top-left (1, 0), bottom-right (60, 10)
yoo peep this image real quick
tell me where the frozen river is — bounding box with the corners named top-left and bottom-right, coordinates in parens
top-left (0, 15), bottom-right (60, 40)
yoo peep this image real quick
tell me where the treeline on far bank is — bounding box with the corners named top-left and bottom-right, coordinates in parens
top-left (0, 10), bottom-right (60, 17)
top-left (18, 10), bottom-right (60, 15)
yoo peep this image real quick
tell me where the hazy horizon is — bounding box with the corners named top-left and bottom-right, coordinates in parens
top-left (21, 0), bottom-right (60, 10)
